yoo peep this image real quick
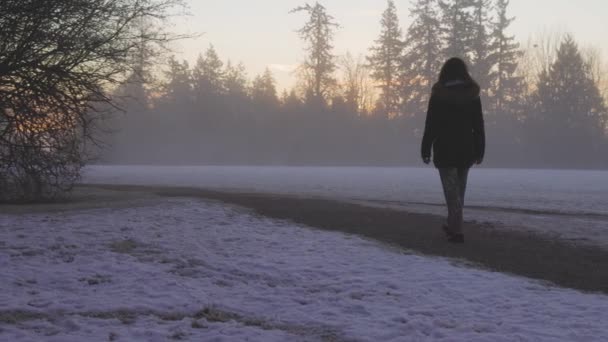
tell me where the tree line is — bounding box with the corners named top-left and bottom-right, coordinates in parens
top-left (105, 0), bottom-right (608, 168)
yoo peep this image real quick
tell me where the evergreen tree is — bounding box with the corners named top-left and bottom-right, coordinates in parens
top-left (439, 0), bottom-right (475, 60)
top-left (401, 0), bottom-right (443, 122)
top-left (490, 0), bottom-right (522, 113)
top-left (106, 20), bottom-right (155, 163)
top-left (192, 45), bottom-right (224, 98)
top-left (252, 68), bottom-right (279, 108)
top-left (483, 0), bottom-right (526, 165)
top-left (163, 56), bottom-right (191, 102)
top-left (223, 60), bottom-right (250, 127)
top-left (281, 89), bottom-right (302, 112)
top-left (224, 61), bottom-right (248, 98)
top-left (123, 18), bottom-right (156, 107)
top-left (470, 0), bottom-right (494, 95)
top-left (290, 2), bottom-right (339, 103)
top-left (529, 35), bottom-right (607, 166)
top-left (367, 0), bottom-right (404, 117)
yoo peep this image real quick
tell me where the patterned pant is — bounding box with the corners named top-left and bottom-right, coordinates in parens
top-left (438, 168), bottom-right (470, 235)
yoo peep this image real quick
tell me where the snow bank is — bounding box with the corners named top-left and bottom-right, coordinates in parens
top-left (1, 199), bottom-right (607, 341)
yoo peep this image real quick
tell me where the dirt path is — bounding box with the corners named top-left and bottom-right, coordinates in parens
top-left (33, 184), bottom-right (608, 294)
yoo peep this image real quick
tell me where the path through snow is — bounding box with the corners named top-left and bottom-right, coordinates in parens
top-left (1, 198), bottom-right (607, 341)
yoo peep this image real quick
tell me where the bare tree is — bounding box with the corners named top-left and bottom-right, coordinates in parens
top-left (339, 53), bottom-right (376, 114)
top-left (519, 29), bottom-right (565, 91)
top-left (0, 0), bottom-right (186, 202)
top-left (583, 47), bottom-right (607, 94)
top-left (583, 47), bottom-right (608, 133)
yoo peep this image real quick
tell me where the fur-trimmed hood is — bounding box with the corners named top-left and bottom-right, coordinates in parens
top-left (431, 80), bottom-right (480, 104)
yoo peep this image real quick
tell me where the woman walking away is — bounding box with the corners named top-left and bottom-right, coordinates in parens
top-left (421, 57), bottom-right (485, 243)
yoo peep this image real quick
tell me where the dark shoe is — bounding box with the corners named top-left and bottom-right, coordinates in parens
top-left (441, 224), bottom-right (450, 236)
top-left (447, 233), bottom-right (464, 243)
top-left (442, 224), bottom-right (464, 243)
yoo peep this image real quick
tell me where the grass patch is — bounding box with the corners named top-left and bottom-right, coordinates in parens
top-left (191, 320), bottom-right (208, 329)
top-left (82, 310), bottom-right (138, 325)
top-left (108, 239), bottom-right (139, 254)
top-left (193, 307), bottom-right (345, 341)
top-left (78, 274), bottom-right (112, 286)
top-left (194, 307), bottom-right (240, 323)
top-left (1, 307), bottom-right (346, 341)
top-left (170, 331), bottom-right (188, 340)
top-left (0, 310), bottom-right (48, 324)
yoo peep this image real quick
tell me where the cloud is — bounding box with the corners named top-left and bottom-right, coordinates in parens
top-left (269, 64), bottom-right (298, 73)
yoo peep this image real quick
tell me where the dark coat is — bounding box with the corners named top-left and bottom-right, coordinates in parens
top-left (421, 80), bottom-right (485, 168)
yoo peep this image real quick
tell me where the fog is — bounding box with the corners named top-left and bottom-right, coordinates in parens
top-left (3, 1), bottom-right (608, 339)
top-left (101, 1), bottom-right (608, 169)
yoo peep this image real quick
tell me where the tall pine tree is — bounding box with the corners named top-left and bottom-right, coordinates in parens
top-left (401, 0), bottom-right (443, 123)
top-left (163, 56), bottom-right (191, 103)
top-left (224, 61), bottom-right (248, 99)
top-left (223, 61), bottom-right (250, 121)
top-left (192, 45), bottom-right (225, 98)
top-left (291, 2), bottom-right (339, 104)
top-left (439, 0), bottom-right (476, 61)
top-left (251, 68), bottom-right (279, 109)
top-left (490, 0), bottom-right (522, 114)
top-left (470, 0), bottom-right (494, 95)
top-left (481, 0), bottom-right (526, 165)
top-left (368, 0), bottom-right (404, 118)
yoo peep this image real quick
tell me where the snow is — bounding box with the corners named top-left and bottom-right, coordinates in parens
top-left (2, 198), bottom-right (607, 341)
top-left (83, 165), bottom-right (608, 247)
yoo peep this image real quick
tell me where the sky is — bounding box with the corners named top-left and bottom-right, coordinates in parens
top-left (172, 0), bottom-right (608, 91)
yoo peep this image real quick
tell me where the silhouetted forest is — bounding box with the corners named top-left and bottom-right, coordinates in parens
top-left (104, 0), bottom-right (608, 169)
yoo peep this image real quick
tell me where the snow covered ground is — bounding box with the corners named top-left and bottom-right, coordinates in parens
top-left (2, 198), bottom-right (607, 341)
top-left (84, 166), bottom-right (608, 248)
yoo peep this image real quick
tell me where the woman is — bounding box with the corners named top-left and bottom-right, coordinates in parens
top-left (421, 57), bottom-right (485, 243)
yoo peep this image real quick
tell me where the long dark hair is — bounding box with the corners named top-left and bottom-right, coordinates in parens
top-left (438, 57), bottom-right (474, 84)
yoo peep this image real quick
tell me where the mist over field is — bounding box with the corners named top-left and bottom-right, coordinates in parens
top-left (100, 0), bottom-right (608, 169)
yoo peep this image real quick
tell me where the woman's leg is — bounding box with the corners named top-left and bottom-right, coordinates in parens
top-left (457, 167), bottom-right (470, 206)
top-left (439, 168), bottom-right (464, 235)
